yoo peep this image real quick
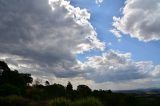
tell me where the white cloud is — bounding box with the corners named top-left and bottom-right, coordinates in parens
top-left (95, 0), bottom-right (103, 6)
top-left (151, 65), bottom-right (160, 77)
top-left (110, 28), bottom-right (121, 38)
top-left (112, 0), bottom-right (160, 42)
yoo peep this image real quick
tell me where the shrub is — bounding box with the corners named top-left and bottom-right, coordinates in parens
top-left (0, 95), bottom-right (29, 106)
top-left (72, 97), bottom-right (102, 106)
top-left (0, 84), bottom-right (21, 96)
top-left (49, 98), bottom-right (71, 106)
top-left (49, 97), bottom-right (103, 106)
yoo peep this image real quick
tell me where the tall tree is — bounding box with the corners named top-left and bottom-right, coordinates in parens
top-left (66, 81), bottom-right (73, 92)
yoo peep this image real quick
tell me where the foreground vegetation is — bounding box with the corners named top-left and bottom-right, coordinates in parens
top-left (0, 61), bottom-right (160, 106)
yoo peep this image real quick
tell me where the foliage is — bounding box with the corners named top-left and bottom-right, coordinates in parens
top-left (66, 81), bottom-right (73, 92)
top-left (45, 84), bottom-right (66, 98)
top-left (0, 61), bottom-right (33, 87)
top-left (0, 84), bottom-right (21, 96)
top-left (72, 97), bottom-right (102, 106)
top-left (49, 97), bottom-right (102, 106)
top-left (45, 80), bottom-right (50, 86)
top-left (77, 85), bottom-right (92, 97)
top-left (49, 98), bottom-right (71, 106)
top-left (0, 95), bottom-right (28, 106)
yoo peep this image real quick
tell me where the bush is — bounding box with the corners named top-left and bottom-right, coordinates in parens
top-left (49, 98), bottom-right (71, 106)
top-left (72, 97), bottom-right (102, 106)
top-left (0, 84), bottom-right (21, 96)
top-left (49, 97), bottom-right (102, 106)
top-left (0, 95), bottom-right (29, 106)
top-left (77, 85), bottom-right (92, 98)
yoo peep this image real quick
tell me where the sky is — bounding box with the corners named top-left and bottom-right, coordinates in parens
top-left (0, 0), bottom-right (160, 90)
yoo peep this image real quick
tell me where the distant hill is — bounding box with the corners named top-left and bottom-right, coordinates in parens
top-left (115, 88), bottom-right (160, 95)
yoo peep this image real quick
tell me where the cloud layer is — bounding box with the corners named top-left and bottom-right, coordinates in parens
top-left (0, 0), bottom-right (160, 90)
top-left (112, 0), bottom-right (160, 42)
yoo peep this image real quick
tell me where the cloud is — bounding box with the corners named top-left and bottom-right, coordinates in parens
top-left (110, 28), bottom-right (121, 38)
top-left (79, 50), bottom-right (158, 83)
top-left (95, 0), bottom-right (103, 5)
top-left (0, 0), bottom-right (104, 78)
top-left (112, 0), bottom-right (160, 42)
top-left (151, 65), bottom-right (160, 77)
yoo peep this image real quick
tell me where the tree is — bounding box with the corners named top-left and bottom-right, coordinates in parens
top-left (77, 85), bottom-right (92, 97)
top-left (20, 73), bottom-right (33, 86)
top-left (0, 61), bottom-right (32, 96)
top-left (34, 78), bottom-right (42, 86)
top-left (66, 81), bottom-right (73, 92)
top-left (45, 80), bottom-right (50, 86)
top-left (45, 83), bottom-right (66, 98)
top-left (0, 61), bottom-right (10, 72)
top-left (66, 81), bottom-right (73, 99)
top-left (0, 61), bottom-right (32, 86)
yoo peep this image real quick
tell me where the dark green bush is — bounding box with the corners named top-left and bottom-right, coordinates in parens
top-left (49, 98), bottom-right (71, 106)
top-left (0, 84), bottom-right (21, 96)
top-left (72, 97), bottom-right (102, 106)
top-left (0, 95), bottom-right (29, 106)
top-left (49, 97), bottom-right (102, 106)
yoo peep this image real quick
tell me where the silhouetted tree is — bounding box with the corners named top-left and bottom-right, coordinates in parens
top-left (66, 81), bottom-right (73, 92)
top-left (45, 83), bottom-right (65, 98)
top-left (45, 80), bottom-right (50, 86)
top-left (33, 78), bottom-right (42, 87)
top-left (20, 73), bottom-right (32, 86)
top-left (0, 61), bottom-right (10, 72)
top-left (0, 61), bottom-right (32, 87)
top-left (0, 69), bottom-right (32, 87)
top-left (66, 81), bottom-right (73, 99)
top-left (0, 61), bottom-right (32, 96)
top-left (77, 85), bottom-right (92, 98)
top-left (0, 61), bottom-right (10, 84)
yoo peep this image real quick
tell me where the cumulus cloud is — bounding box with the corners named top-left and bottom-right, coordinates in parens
top-left (79, 50), bottom-right (158, 83)
top-left (112, 0), bottom-right (160, 41)
top-left (0, 0), bottom-right (104, 78)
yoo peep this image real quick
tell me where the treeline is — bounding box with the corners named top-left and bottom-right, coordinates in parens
top-left (0, 61), bottom-right (160, 106)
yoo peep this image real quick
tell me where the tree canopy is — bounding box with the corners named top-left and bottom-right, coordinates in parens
top-left (0, 61), bottom-right (32, 86)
